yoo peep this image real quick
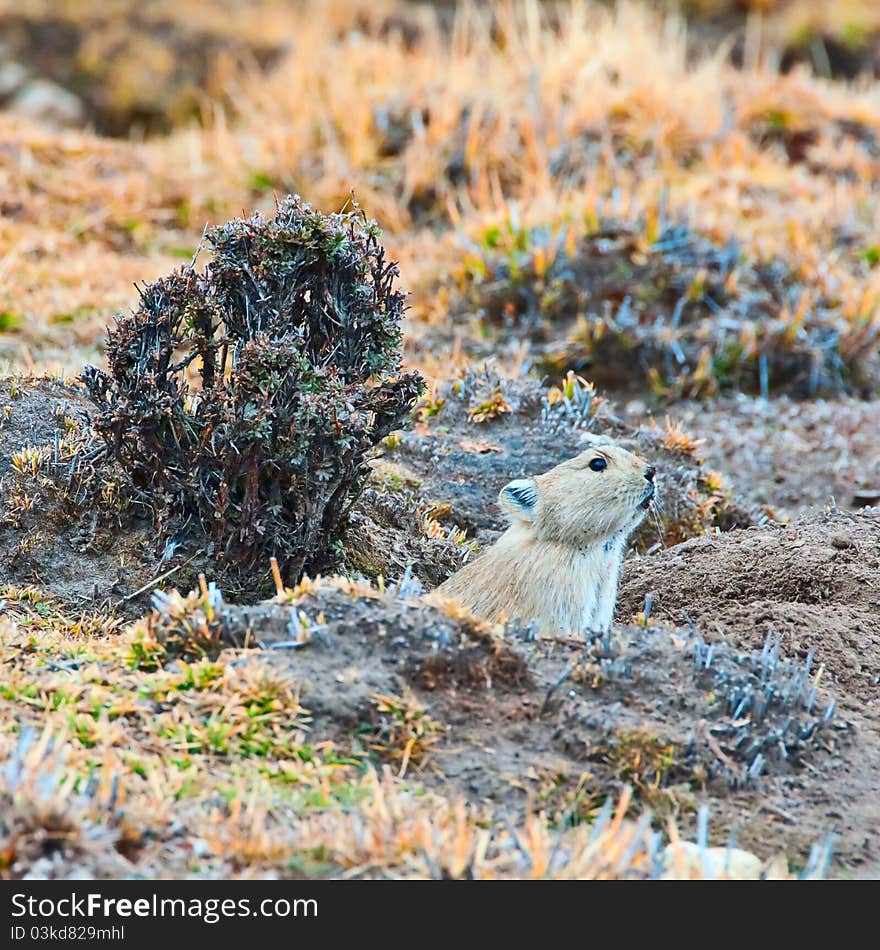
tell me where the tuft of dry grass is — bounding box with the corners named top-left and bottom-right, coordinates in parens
top-left (364, 691), bottom-right (445, 776)
top-left (135, 581), bottom-right (237, 664)
top-left (0, 727), bottom-right (131, 878)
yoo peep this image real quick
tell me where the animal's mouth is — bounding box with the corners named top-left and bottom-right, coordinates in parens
top-left (639, 483), bottom-right (655, 510)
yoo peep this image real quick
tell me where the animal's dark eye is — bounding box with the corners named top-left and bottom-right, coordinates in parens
top-left (589, 457), bottom-right (607, 472)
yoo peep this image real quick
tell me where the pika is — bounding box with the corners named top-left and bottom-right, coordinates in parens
top-left (429, 444), bottom-right (655, 637)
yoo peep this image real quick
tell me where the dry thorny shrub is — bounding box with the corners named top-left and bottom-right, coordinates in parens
top-left (72, 195), bottom-right (422, 588)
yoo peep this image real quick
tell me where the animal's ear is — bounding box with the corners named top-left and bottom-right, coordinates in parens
top-left (499, 478), bottom-right (538, 523)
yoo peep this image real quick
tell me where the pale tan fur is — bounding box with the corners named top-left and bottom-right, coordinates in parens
top-left (428, 444), bottom-right (655, 637)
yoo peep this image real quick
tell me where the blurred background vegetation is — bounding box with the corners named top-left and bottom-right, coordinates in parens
top-left (0, 0), bottom-right (878, 397)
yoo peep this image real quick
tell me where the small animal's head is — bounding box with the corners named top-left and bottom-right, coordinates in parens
top-left (498, 444), bottom-right (655, 546)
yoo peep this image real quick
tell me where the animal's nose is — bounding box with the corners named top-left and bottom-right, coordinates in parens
top-left (644, 466), bottom-right (656, 482)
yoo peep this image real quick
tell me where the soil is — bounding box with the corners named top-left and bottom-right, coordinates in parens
top-left (387, 370), bottom-right (756, 553)
top-left (613, 508), bottom-right (880, 875)
top-left (617, 509), bottom-right (880, 704)
top-left (0, 382), bottom-right (187, 609)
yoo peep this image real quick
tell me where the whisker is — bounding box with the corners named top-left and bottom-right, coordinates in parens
top-left (650, 504), bottom-right (667, 548)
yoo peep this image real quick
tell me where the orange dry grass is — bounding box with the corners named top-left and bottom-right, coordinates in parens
top-left (1, 0), bottom-right (879, 378)
top-left (0, 722), bottom-right (718, 879)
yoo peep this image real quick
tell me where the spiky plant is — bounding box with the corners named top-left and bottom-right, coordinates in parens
top-left (81, 196), bottom-right (422, 584)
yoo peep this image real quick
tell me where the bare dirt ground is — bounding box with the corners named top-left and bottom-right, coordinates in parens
top-left (652, 396), bottom-right (880, 517)
top-left (0, 377), bottom-right (91, 477)
top-left (619, 511), bottom-right (880, 705)
top-left (619, 511), bottom-right (880, 874)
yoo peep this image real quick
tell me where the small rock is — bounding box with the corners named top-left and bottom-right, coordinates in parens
top-left (0, 62), bottom-right (28, 99)
top-left (9, 78), bottom-right (85, 127)
top-left (662, 841), bottom-right (781, 879)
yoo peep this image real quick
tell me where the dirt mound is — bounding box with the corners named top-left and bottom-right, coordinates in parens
top-left (618, 510), bottom-right (880, 703)
top-left (142, 578), bottom-right (841, 797)
top-left (0, 379), bottom-right (182, 610)
top-left (387, 368), bottom-right (755, 552)
top-left (131, 574), bottom-right (874, 870)
top-left (189, 579), bottom-right (530, 733)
